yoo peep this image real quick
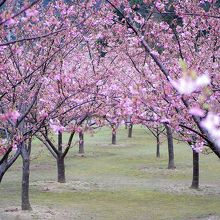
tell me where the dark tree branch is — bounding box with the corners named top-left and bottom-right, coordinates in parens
top-left (0, 28), bottom-right (66, 47)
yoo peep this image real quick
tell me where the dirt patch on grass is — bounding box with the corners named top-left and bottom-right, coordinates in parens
top-left (0, 205), bottom-right (80, 220)
top-left (189, 214), bottom-right (220, 220)
top-left (68, 151), bottom-right (117, 159)
top-left (160, 183), bottom-right (220, 196)
top-left (141, 166), bottom-right (220, 196)
top-left (30, 180), bottom-right (99, 193)
top-left (103, 143), bottom-right (128, 147)
top-left (140, 166), bottom-right (190, 175)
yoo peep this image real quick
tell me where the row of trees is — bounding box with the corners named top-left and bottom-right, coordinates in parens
top-left (0, 0), bottom-right (219, 211)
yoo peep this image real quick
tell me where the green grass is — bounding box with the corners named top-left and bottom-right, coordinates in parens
top-left (0, 126), bottom-right (219, 220)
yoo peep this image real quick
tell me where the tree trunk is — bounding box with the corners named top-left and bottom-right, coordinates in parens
top-left (0, 151), bottom-right (10, 183)
top-left (191, 149), bottom-right (199, 189)
top-left (128, 123), bottom-right (133, 138)
top-left (57, 156), bottom-right (65, 183)
top-left (0, 151), bottom-right (21, 182)
top-left (0, 163), bottom-right (6, 183)
top-left (57, 132), bottom-right (65, 183)
top-left (112, 129), bottom-right (116, 145)
top-left (125, 122), bottom-right (128, 129)
top-left (21, 144), bottom-right (32, 210)
top-left (165, 124), bottom-right (175, 169)
top-left (156, 135), bottom-right (160, 158)
top-left (78, 131), bottom-right (85, 154)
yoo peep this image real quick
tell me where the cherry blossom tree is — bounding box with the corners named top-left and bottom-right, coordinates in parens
top-left (92, 0), bottom-right (219, 188)
top-left (146, 125), bottom-right (164, 158)
top-left (0, 0), bottom-right (96, 209)
top-left (0, 0), bottom-right (219, 211)
top-left (98, 0), bottom-right (220, 158)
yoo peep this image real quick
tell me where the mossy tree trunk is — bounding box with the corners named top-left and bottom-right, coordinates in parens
top-left (57, 132), bottom-right (66, 183)
top-left (79, 131), bottom-right (85, 154)
top-left (128, 123), bottom-right (133, 138)
top-left (191, 149), bottom-right (199, 189)
top-left (21, 139), bottom-right (32, 210)
top-left (57, 156), bottom-right (65, 183)
top-left (156, 134), bottom-right (160, 158)
top-left (164, 124), bottom-right (175, 169)
top-left (112, 127), bottom-right (116, 145)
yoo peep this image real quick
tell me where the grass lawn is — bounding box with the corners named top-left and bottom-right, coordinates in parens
top-left (0, 126), bottom-right (219, 220)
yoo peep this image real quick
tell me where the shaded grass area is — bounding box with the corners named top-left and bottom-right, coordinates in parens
top-left (0, 126), bottom-right (220, 220)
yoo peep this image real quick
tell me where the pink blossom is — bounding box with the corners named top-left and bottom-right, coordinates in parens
top-left (161, 118), bottom-right (170, 123)
top-left (201, 112), bottom-right (220, 148)
top-left (26, 9), bottom-right (38, 17)
top-left (6, 19), bottom-right (16, 26)
top-left (192, 141), bottom-right (205, 153)
top-left (123, 98), bottom-right (133, 115)
top-left (75, 127), bottom-right (82, 133)
top-left (38, 111), bottom-right (48, 121)
top-left (0, 110), bottom-right (20, 122)
top-left (96, 33), bottom-right (104, 39)
top-left (9, 110), bottom-right (21, 122)
top-left (129, 86), bottom-right (138, 95)
top-left (49, 120), bottom-right (66, 134)
top-left (54, 75), bottom-right (61, 81)
top-left (189, 107), bottom-right (205, 117)
top-left (0, 114), bottom-right (8, 121)
top-left (155, 2), bottom-right (165, 10)
top-left (0, 147), bottom-right (7, 155)
top-left (170, 74), bottom-right (210, 95)
top-left (12, 143), bottom-right (18, 151)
